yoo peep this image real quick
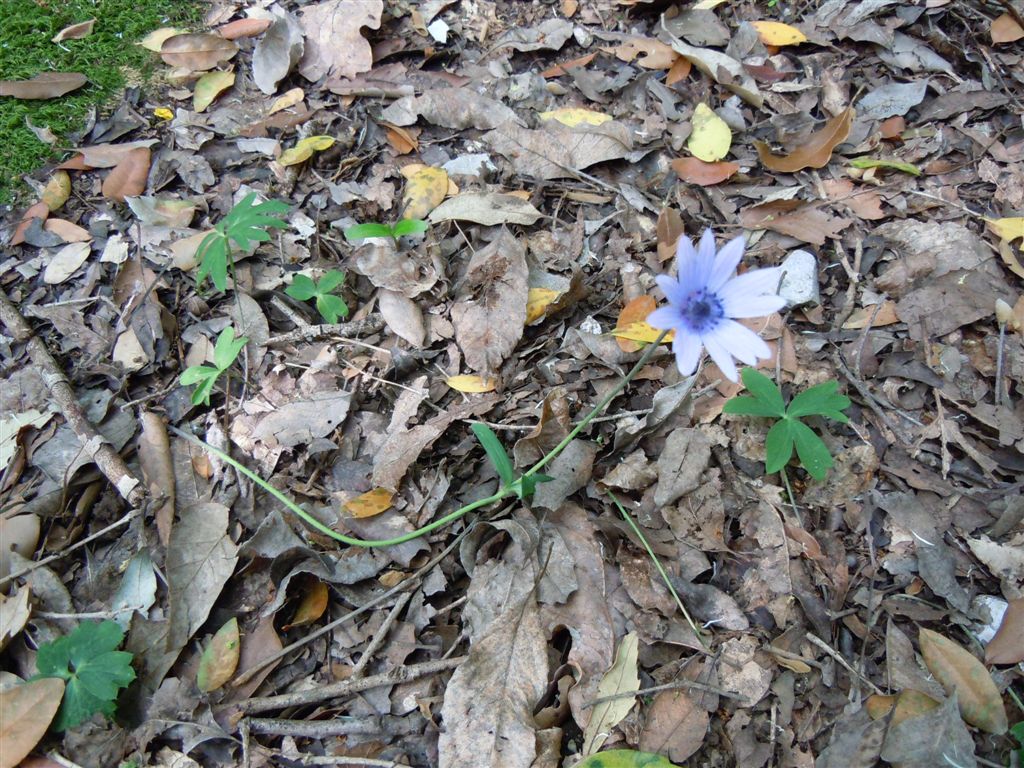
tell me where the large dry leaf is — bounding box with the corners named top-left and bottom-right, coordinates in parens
top-left (51, 18), bottom-right (95, 42)
top-left (102, 147), bottom-right (151, 202)
top-left (638, 690), bottom-right (709, 764)
top-left (451, 228), bottom-right (529, 375)
top-left (0, 677), bottom-right (65, 768)
top-left (919, 627), bottom-right (1008, 734)
top-left (665, 37), bottom-right (762, 107)
top-left (353, 239), bottom-right (440, 297)
top-left (428, 192), bottom-right (542, 226)
top-left (986, 597), bottom-right (1024, 665)
top-left (43, 241), bottom-right (91, 284)
top-left (196, 617), bottom-right (240, 692)
top-left (193, 70), bottom-right (235, 113)
top-left (378, 288), bottom-right (426, 347)
top-left (59, 139), bottom-right (158, 169)
top-left (880, 694), bottom-right (977, 768)
top-left (671, 157), bottom-right (739, 186)
top-left (582, 633), bottom-right (640, 755)
top-left (160, 33), bottom-right (238, 71)
top-left (439, 594), bottom-right (548, 768)
top-left (138, 411), bottom-right (175, 546)
top-left (0, 587), bottom-right (32, 651)
top-left (252, 13), bottom-right (304, 94)
top-left (297, 0), bottom-right (383, 81)
top-left (166, 501), bottom-right (239, 652)
top-left (0, 72), bottom-right (87, 99)
top-left (739, 201), bottom-right (851, 246)
top-left (485, 120), bottom-right (632, 181)
top-left (380, 89), bottom-right (523, 131)
top-left (755, 107), bottom-right (854, 172)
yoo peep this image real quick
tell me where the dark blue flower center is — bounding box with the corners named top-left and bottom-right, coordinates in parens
top-left (680, 288), bottom-right (724, 333)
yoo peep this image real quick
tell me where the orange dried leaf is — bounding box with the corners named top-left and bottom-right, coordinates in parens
top-left (217, 18), bottom-right (273, 40)
top-left (755, 107), bottom-right (854, 172)
top-left (10, 201), bottom-right (50, 246)
top-left (891, 689), bottom-right (941, 727)
top-left (0, 677), bottom-right (65, 766)
top-left (665, 55), bottom-right (691, 86)
top-left (919, 627), bottom-right (1008, 734)
top-left (616, 296), bottom-right (657, 352)
top-left (842, 300), bottom-right (899, 329)
top-left (603, 37), bottom-right (678, 69)
top-left (526, 288), bottom-right (561, 325)
top-left (991, 12), bottom-right (1024, 43)
top-left (446, 374), bottom-right (498, 393)
top-left (344, 487), bottom-right (395, 518)
top-left (672, 157), bottom-right (739, 186)
top-left (287, 579), bottom-right (329, 628)
top-left (101, 147), bottom-right (151, 202)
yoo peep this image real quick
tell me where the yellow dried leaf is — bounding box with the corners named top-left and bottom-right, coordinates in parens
top-left (751, 21), bottom-right (808, 46)
top-left (611, 321), bottom-right (674, 345)
top-left (277, 135), bottom-right (335, 166)
top-left (285, 579), bottom-right (329, 628)
top-left (919, 627), bottom-right (1008, 734)
top-left (987, 217), bottom-right (1024, 242)
top-left (41, 170), bottom-right (71, 212)
top-left (154, 107), bottom-right (174, 120)
top-left (193, 69), bottom-right (235, 113)
top-left (402, 166), bottom-right (448, 220)
top-left (526, 288), bottom-right (562, 325)
top-left (344, 488), bottom-right (395, 519)
top-left (139, 27), bottom-right (186, 51)
top-left (538, 107), bottom-right (612, 127)
top-left (688, 103), bottom-right (731, 162)
top-left (446, 374), bottom-right (498, 393)
top-left (269, 87), bottom-right (304, 115)
top-left (771, 653), bottom-right (812, 674)
top-left (196, 617), bottom-right (239, 693)
top-left (997, 238), bottom-right (1024, 280)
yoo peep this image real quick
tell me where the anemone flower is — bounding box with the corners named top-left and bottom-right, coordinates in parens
top-left (647, 230), bottom-right (786, 382)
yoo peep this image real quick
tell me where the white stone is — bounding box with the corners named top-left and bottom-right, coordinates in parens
top-left (778, 249), bottom-right (820, 308)
top-left (442, 153), bottom-right (496, 178)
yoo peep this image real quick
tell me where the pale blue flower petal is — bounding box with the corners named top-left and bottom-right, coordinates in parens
top-left (673, 330), bottom-right (703, 375)
top-left (655, 275), bottom-right (686, 305)
top-left (674, 235), bottom-right (698, 285)
top-left (693, 229), bottom-right (717, 286)
top-left (646, 306), bottom-right (680, 330)
top-left (706, 319), bottom-right (771, 364)
top-left (708, 235), bottom-right (746, 291)
top-left (721, 293), bottom-right (787, 319)
top-left (718, 268), bottom-right (783, 304)
top-left (702, 331), bottom-right (739, 382)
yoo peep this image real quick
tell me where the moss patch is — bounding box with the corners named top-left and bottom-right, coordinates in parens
top-left (0, 0), bottom-right (201, 204)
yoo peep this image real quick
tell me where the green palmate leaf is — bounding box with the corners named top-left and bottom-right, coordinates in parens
top-left (576, 749), bottom-right (680, 768)
top-left (344, 222), bottom-right (393, 241)
top-left (285, 274), bottom-right (317, 301)
top-left (33, 620), bottom-right (135, 731)
top-left (195, 232), bottom-right (229, 291)
top-left (738, 367), bottom-right (786, 416)
top-left (471, 423), bottom-right (516, 486)
top-left (790, 419), bottom-right (833, 480)
top-left (391, 218), bottom-right (429, 238)
top-left (316, 269), bottom-right (346, 294)
top-left (180, 367), bottom-right (219, 406)
top-left (317, 294), bottom-right (349, 323)
top-left (786, 380), bottom-right (851, 422)
top-left (222, 193), bottom-right (290, 250)
top-left (722, 395), bottom-right (785, 418)
top-left (213, 327), bottom-right (248, 371)
top-left (765, 418), bottom-right (795, 474)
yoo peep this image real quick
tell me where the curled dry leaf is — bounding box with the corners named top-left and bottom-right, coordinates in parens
top-left (102, 147), bottom-right (151, 202)
top-left (284, 579), bottom-right (329, 629)
top-left (918, 627), bottom-right (1008, 734)
top-left (0, 72), bottom-right (88, 99)
top-left (666, 37), bottom-right (762, 107)
top-left (51, 18), bottom-right (95, 43)
top-left (160, 33), bottom-right (238, 72)
top-left (252, 13), bottom-right (304, 95)
top-left (755, 107), bottom-right (854, 172)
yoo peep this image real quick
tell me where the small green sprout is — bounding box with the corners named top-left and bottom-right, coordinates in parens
top-left (179, 326), bottom-right (248, 406)
top-left (343, 218), bottom-right (428, 243)
top-left (722, 368), bottom-right (850, 480)
top-left (471, 423), bottom-right (552, 500)
top-left (31, 620), bottom-right (136, 731)
top-left (285, 269), bottom-right (349, 324)
top-left (195, 192), bottom-right (290, 292)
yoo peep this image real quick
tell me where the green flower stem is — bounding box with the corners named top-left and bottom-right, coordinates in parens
top-left (170, 328), bottom-right (670, 548)
top-left (606, 489), bottom-right (706, 648)
top-left (523, 329), bottom-right (670, 479)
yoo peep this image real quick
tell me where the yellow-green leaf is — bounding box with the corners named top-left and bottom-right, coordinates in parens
top-left (577, 750), bottom-right (680, 768)
top-left (193, 70), bottom-right (235, 113)
top-left (154, 107), bottom-right (174, 120)
top-left (196, 617), bottom-right (240, 693)
top-left (918, 628), bottom-right (1008, 734)
top-left (688, 103), bottom-right (731, 162)
top-left (41, 170), bottom-right (71, 212)
top-left (139, 27), bottom-right (187, 52)
top-left (277, 135), bottom-right (335, 166)
top-left (582, 632), bottom-right (640, 755)
top-left (401, 166), bottom-right (449, 220)
top-left (751, 21), bottom-right (808, 46)
top-left (446, 374), bottom-right (497, 393)
top-left (612, 321), bottom-right (674, 345)
top-left (526, 288), bottom-right (561, 325)
top-left (538, 107), bottom-right (612, 127)
top-left (849, 157), bottom-right (921, 176)
top-left (987, 217), bottom-right (1024, 242)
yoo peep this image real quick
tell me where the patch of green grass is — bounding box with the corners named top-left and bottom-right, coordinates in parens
top-left (0, 0), bottom-right (202, 204)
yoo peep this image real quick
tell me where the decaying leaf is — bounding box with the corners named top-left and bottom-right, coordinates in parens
top-left (665, 37), bottom-right (762, 107)
top-left (919, 627), bottom-right (1008, 734)
top-left (754, 107), bottom-right (854, 172)
top-left (196, 617), bottom-right (240, 692)
top-left (0, 72), bottom-right (87, 99)
top-left (985, 597), bottom-right (1024, 665)
top-left (603, 37), bottom-right (678, 69)
top-left (991, 13), bottom-right (1024, 43)
top-left (381, 89), bottom-right (523, 131)
top-left (40, 171), bottom-right (71, 212)
top-left (401, 166), bottom-right (448, 219)
top-left (671, 157), bottom-right (739, 186)
top-left (451, 228), bottom-right (529, 375)
top-left (538, 107), bottom-right (612, 127)
top-left (344, 488), bottom-right (395, 519)
top-left (0, 678), bottom-right (66, 766)
top-left (193, 70), bottom-right (235, 113)
top-left (446, 374), bottom-right (497, 393)
top-left (751, 20), bottom-right (807, 46)
top-left (687, 103), bottom-right (731, 162)
top-left (277, 135), bottom-right (335, 166)
top-left (297, 0), bottom-right (383, 81)
top-left (429, 192), bottom-right (542, 226)
top-left (485, 120), bottom-right (633, 180)
top-left (252, 13), bottom-right (304, 95)
top-left (160, 33), bottom-right (238, 71)
top-left (51, 18), bottom-right (95, 43)
top-left (880, 694), bottom-right (977, 768)
top-left (101, 147), bottom-right (151, 202)
top-left (582, 632), bottom-right (640, 755)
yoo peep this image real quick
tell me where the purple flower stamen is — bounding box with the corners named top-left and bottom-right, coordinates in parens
top-left (646, 229), bottom-right (786, 382)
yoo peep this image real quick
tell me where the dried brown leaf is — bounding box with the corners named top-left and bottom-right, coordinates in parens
top-left (451, 228), bottom-right (529, 375)
top-left (0, 678), bottom-right (65, 767)
top-left (991, 13), bottom-right (1024, 43)
top-left (51, 19), bottom-right (95, 42)
top-left (138, 412), bottom-right (175, 546)
top-left (880, 694), bottom-right (976, 768)
top-left (986, 596), bottom-right (1024, 665)
top-left (919, 627), bottom-right (1008, 734)
top-left (160, 33), bottom-right (238, 72)
top-left (671, 157), bottom-right (739, 186)
top-left (485, 120), bottom-right (632, 180)
top-left (9, 202), bottom-right (50, 246)
top-left (217, 18), bottom-right (272, 40)
top-left (101, 147), bottom-right (151, 202)
top-left (755, 107), bottom-right (854, 172)
top-left (197, 617), bottom-right (239, 692)
top-left (59, 139), bottom-right (158, 169)
top-left (638, 690), bottom-right (709, 763)
top-left (297, 0), bottom-right (382, 81)
top-left (0, 72), bottom-right (87, 99)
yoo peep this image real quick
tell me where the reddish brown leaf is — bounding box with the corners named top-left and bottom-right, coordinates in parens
top-left (665, 55), bottom-right (691, 85)
top-left (739, 200), bottom-right (851, 246)
top-left (160, 33), bottom-right (238, 71)
top-left (217, 18), bottom-right (273, 40)
top-left (102, 147), bottom-right (151, 202)
top-left (0, 72), bottom-right (87, 99)
top-left (991, 13), bottom-right (1024, 43)
top-left (986, 597), bottom-right (1024, 665)
top-left (0, 677), bottom-right (65, 766)
top-left (638, 690), bottom-right (709, 763)
top-left (919, 627), bottom-right (1008, 734)
top-left (540, 52), bottom-right (596, 78)
top-left (754, 107), bottom-right (854, 172)
top-left (615, 296), bottom-right (657, 353)
top-left (59, 140), bottom-right (157, 170)
top-left (9, 202), bottom-right (50, 246)
top-left (671, 157), bottom-right (740, 186)
top-left (880, 115), bottom-right (905, 139)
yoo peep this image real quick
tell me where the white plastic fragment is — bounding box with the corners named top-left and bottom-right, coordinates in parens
top-left (778, 249), bottom-right (820, 308)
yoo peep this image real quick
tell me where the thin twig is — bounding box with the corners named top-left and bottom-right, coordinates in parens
top-left (265, 314), bottom-right (385, 346)
top-left (804, 632), bottom-right (884, 695)
top-left (351, 591), bottom-right (412, 678)
top-left (246, 715), bottom-right (421, 739)
top-left (585, 678), bottom-right (746, 708)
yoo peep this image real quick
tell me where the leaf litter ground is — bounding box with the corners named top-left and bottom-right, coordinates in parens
top-left (1, 1), bottom-right (1024, 767)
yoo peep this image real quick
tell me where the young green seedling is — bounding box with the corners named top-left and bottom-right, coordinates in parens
top-left (285, 269), bottom-right (349, 324)
top-left (723, 368), bottom-right (850, 480)
top-left (471, 423), bottom-right (553, 500)
top-left (343, 218), bottom-right (428, 243)
top-left (31, 620), bottom-right (136, 731)
top-left (195, 192), bottom-right (290, 292)
top-left (179, 326), bottom-right (248, 406)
